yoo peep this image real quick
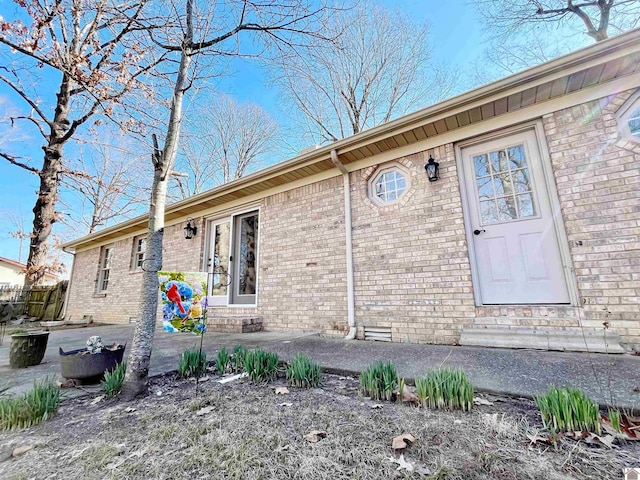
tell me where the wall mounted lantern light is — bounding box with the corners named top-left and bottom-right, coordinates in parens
top-left (184, 218), bottom-right (198, 240)
top-left (424, 155), bottom-right (440, 182)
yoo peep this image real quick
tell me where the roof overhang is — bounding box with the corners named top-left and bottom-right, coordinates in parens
top-left (63, 28), bottom-right (640, 252)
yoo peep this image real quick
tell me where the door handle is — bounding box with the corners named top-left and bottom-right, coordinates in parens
top-left (473, 229), bottom-right (486, 235)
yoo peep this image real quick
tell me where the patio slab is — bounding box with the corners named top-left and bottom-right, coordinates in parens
top-left (1, 324), bottom-right (639, 409)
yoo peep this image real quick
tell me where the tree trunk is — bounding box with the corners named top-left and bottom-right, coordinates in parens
top-left (120, 166), bottom-right (167, 399)
top-left (121, 1), bottom-right (194, 399)
top-left (24, 75), bottom-right (72, 287)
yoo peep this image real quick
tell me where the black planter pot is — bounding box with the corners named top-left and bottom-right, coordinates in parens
top-left (9, 331), bottom-right (50, 369)
top-left (59, 344), bottom-right (126, 384)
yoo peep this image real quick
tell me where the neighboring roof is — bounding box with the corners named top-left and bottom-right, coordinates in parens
top-left (0, 256), bottom-right (59, 278)
top-left (63, 28), bottom-right (640, 251)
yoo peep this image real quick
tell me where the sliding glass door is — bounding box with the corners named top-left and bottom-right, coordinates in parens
top-left (207, 210), bottom-right (259, 306)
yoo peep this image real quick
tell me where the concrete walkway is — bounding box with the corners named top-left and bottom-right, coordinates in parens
top-left (1, 324), bottom-right (639, 408)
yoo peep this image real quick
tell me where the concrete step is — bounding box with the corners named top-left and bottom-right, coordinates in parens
top-left (206, 315), bottom-right (263, 334)
top-left (460, 325), bottom-right (626, 354)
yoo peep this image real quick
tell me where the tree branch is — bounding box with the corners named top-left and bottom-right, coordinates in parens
top-left (0, 74), bottom-right (52, 126)
top-left (0, 151), bottom-right (40, 174)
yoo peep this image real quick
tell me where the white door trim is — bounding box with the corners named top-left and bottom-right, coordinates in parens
top-left (203, 204), bottom-right (262, 308)
top-left (455, 120), bottom-right (580, 306)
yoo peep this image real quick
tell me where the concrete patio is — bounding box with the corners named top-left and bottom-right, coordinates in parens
top-left (1, 324), bottom-right (639, 409)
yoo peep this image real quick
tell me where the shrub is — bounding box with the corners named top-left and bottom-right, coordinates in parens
top-left (243, 349), bottom-right (279, 383)
top-left (535, 386), bottom-right (600, 434)
top-left (415, 367), bottom-right (474, 411)
top-left (359, 361), bottom-right (398, 401)
top-left (178, 349), bottom-right (207, 378)
top-left (0, 379), bottom-right (61, 430)
top-left (232, 345), bottom-right (247, 373)
top-left (216, 348), bottom-right (231, 374)
top-left (102, 362), bottom-right (126, 398)
top-left (286, 353), bottom-right (321, 388)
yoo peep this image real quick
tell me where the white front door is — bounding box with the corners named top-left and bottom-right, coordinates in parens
top-left (461, 130), bottom-right (570, 304)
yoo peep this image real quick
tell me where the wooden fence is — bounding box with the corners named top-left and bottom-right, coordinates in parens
top-left (0, 281), bottom-right (68, 321)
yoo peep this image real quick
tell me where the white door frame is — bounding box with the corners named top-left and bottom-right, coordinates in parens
top-left (203, 204), bottom-right (261, 308)
top-left (455, 120), bottom-right (580, 306)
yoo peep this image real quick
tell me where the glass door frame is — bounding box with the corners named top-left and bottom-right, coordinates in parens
top-left (230, 210), bottom-right (260, 306)
top-left (204, 207), bottom-right (261, 307)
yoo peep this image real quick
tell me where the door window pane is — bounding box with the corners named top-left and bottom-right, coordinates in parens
top-left (473, 154), bottom-right (490, 177)
top-left (212, 223), bottom-right (230, 296)
top-left (238, 214), bottom-right (258, 296)
top-left (517, 193), bottom-right (536, 217)
top-left (507, 145), bottom-right (526, 169)
top-left (496, 197), bottom-right (518, 221)
top-left (512, 169), bottom-right (532, 193)
top-left (492, 171), bottom-right (513, 196)
top-left (473, 143), bottom-right (538, 224)
top-left (489, 150), bottom-right (508, 173)
top-left (480, 200), bottom-right (498, 224)
top-left (476, 177), bottom-right (494, 199)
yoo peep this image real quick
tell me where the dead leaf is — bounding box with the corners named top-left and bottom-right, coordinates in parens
top-left (196, 406), bottom-right (216, 416)
top-left (279, 402), bottom-right (293, 407)
top-left (371, 403), bottom-right (383, 409)
top-left (402, 390), bottom-right (419, 404)
top-left (275, 387), bottom-right (289, 395)
top-left (59, 378), bottom-right (78, 389)
top-left (389, 454), bottom-right (414, 472)
top-left (526, 432), bottom-right (554, 445)
top-left (583, 433), bottom-right (616, 449)
top-left (90, 395), bottom-right (105, 405)
top-left (391, 433), bottom-right (416, 450)
top-left (473, 396), bottom-right (494, 406)
top-left (275, 445), bottom-right (290, 453)
top-left (304, 430), bottom-right (327, 443)
top-left (12, 445), bottom-right (32, 457)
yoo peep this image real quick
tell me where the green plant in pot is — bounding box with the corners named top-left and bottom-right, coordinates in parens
top-left (9, 330), bottom-right (50, 369)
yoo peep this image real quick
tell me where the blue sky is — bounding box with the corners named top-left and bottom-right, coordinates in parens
top-left (0, 0), bottom-right (577, 267)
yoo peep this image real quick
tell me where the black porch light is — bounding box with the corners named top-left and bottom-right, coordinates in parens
top-left (184, 218), bottom-right (198, 240)
top-left (425, 155), bottom-right (440, 182)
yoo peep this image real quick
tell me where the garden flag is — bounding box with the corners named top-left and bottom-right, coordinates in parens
top-left (158, 271), bottom-right (208, 335)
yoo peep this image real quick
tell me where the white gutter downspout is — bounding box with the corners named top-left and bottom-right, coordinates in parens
top-left (331, 149), bottom-right (356, 340)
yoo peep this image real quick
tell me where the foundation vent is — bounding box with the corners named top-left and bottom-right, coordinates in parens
top-left (364, 326), bottom-right (392, 342)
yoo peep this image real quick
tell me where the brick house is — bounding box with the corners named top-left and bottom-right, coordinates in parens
top-left (62, 30), bottom-right (640, 353)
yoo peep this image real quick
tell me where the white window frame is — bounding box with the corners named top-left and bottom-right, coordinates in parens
top-left (616, 89), bottom-right (640, 143)
top-left (131, 236), bottom-right (146, 271)
top-left (367, 163), bottom-right (411, 207)
top-left (97, 245), bottom-right (114, 293)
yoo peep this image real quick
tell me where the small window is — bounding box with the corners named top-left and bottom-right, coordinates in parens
top-left (97, 245), bottom-right (114, 293)
top-left (131, 236), bottom-right (146, 270)
top-left (626, 107), bottom-right (640, 139)
top-left (617, 89), bottom-right (640, 143)
top-left (368, 164), bottom-right (410, 206)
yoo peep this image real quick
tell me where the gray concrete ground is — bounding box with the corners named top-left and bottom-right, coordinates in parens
top-left (1, 324), bottom-right (640, 408)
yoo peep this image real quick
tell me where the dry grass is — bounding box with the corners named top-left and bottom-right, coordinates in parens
top-left (0, 373), bottom-right (637, 480)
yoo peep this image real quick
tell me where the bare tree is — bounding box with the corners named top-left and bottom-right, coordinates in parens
top-left (0, 0), bottom-right (163, 285)
top-left (0, 209), bottom-right (31, 263)
top-left (472, 0), bottom-right (640, 42)
top-left (272, 2), bottom-right (449, 144)
top-left (62, 137), bottom-right (149, 233)
top-left (175, 95), bottom-right (279, 197)
top-left (122, 0), bottom-right (332, 399)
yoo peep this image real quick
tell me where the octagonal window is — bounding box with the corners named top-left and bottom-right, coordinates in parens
top-left (368, 165), bottom-right (410, 206)
top-left (617, 89), bottom-right (640, 143)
